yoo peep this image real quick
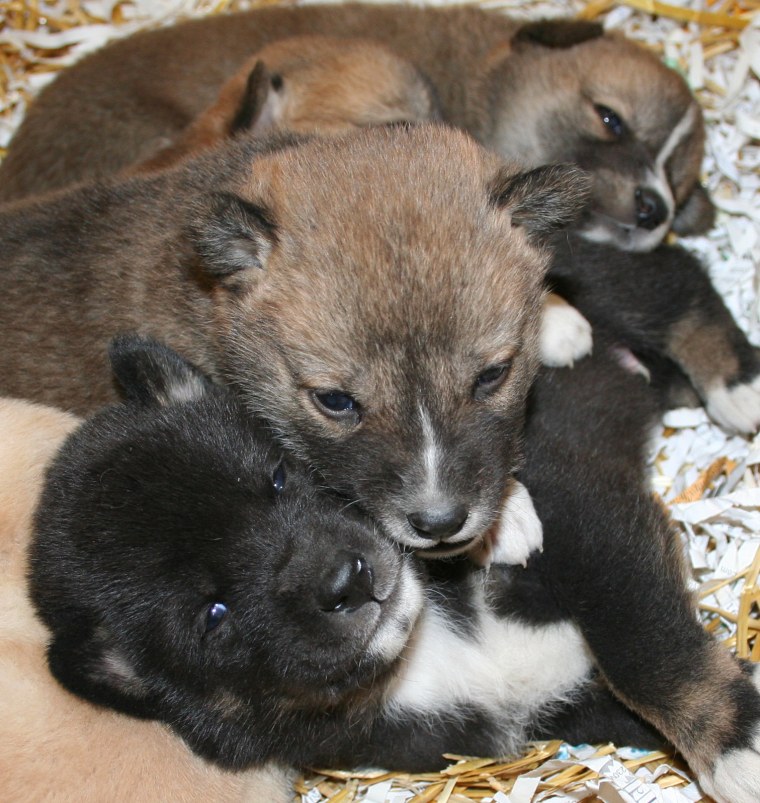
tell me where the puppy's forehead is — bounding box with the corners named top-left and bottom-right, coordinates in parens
top-left (238, 127), bottom-right (547, 363)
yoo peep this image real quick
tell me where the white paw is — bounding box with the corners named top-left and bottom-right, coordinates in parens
top-left (699, 732), bottom-right (760, 803)
top-left (476, 481), bottom-right (543, 568)
top-left (698, 665), bottom-right (760, 803)
top-left (540, 294), bottom-right (593, 368)
top-left (704, 375), bottom-right (760, 434)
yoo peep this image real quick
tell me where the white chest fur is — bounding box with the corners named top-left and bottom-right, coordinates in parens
top-left (384, 584), bottom-right (592, 738)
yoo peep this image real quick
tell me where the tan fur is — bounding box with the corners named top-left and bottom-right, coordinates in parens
top-left (0, 398), bottom-right (292, 802)
top-left (0, 126), bottom-right (583, 551)
top-left (0, 127), bottom-right (553, 417)
top-left (133, 35), bottom-right (437, 172)
top-left (668, 314), bottom-right (740, 392)
top-left (0, 3), bottom-right (711, 250)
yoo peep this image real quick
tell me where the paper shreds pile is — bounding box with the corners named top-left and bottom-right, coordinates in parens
top-left (1, 0), bottom-right (758, 800)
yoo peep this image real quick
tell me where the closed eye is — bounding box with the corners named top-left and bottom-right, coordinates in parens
top-left (594, 104), bottom-right (626, 138)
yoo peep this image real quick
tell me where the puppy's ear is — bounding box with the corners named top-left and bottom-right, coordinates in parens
top-left (190, 191), bottom-right (277, 283)
top-left (47, 628), bottom-right (154, 720)
top-left (489, 164), bottom-right (591, 240)
top-left (514, 20), bottom-right (604, 49)
top-left (671, 183), bottom-right (715, 236)
top-left (109, 334), bottom-right (214, 407)
top-left (230, 60), bottom-right (283, 137)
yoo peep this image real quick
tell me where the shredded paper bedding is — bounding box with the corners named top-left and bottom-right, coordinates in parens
top-left (1, 0), bottom-right (758, 800)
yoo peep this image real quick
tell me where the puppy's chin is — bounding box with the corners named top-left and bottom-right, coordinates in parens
top-left (377, 508), bottom-right (489, 556)
top-left (416, 537), bottom-right (478, 560)
top-left (578, 213), bottom-right (670, 252)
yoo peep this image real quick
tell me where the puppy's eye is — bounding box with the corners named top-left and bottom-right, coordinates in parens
top-left (473, 362), bottom-right (512, 400)
top-left (312, 390), bottom-right (361, 423)
top-left (204, 602), bottom-right (228, 633)
top-left (272, 461), bottom-right (286, 494)
top-left (594, 104), bottom-right (625, 138)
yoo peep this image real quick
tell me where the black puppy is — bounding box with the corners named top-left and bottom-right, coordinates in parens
top-left (29, 335), bottom-right (423, 769)
top-left (29, 337), bottom-right (760, 803)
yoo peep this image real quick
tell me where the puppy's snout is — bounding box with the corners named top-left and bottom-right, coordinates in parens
top-left (317, 552), bottom-right (375, 612)
top-left (635, 187), bottom-right (668, 231)
top-left (407, 504), bottom-right (468, 540)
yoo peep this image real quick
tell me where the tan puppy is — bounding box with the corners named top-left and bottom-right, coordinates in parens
top-left (0, 126), bottom-right (586, 556)
top-left (0, 398), bottom-right (291, 802)
top-left (128, 38), bottom-right (587, 372)
top-left (133, 35), bottom-right (438, 172)
top-left (0, 4), bottom-right (712, 249)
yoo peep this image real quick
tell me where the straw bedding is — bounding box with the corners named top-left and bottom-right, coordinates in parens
top-left (1, 0), bottom-right (758, 800)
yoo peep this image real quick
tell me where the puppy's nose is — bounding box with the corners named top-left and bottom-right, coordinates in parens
top-left (407, 505), bottom-right (468, 540)
top-left (317, 552), bottom-right (375, 612)
top-left (635, 188), bottom-right (668, 230)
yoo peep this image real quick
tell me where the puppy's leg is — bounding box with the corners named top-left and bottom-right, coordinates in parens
top-left (471, 480), bottom-right (543, 568)
top-left (522, 352), bottom-right (760, 802)
top-left (549, 236), bottom-right (760, 432)
top-left (540, 292), bottom-right (593, 368)
top-left (527, 675), bottom-right (667, 750)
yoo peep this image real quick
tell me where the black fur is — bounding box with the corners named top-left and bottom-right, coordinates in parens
top-left (513, 20), bottom-right (605, 49)
top-left (29, 336), bottom-right (422, 769)
top-left (29, 333), bottom-right (760, 784)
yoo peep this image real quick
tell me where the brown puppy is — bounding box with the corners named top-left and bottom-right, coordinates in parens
top-left (0, 397), bottom-right (291, 802)
top-left (127, 39), bottom-right (588, 375)
top-left (0, 125), bottom-right (586, 555)
top-left (132, 35), bottom-right (439, 173)
top-left (0, 4), bottom-right (712, 249)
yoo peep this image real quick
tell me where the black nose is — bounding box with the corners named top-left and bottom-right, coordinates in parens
top-left (635, 188), bottom-right (668, 230)
top-left (317, 552), bottom-right (375, 612)
top-left (407, 505), bottom-right (468, 540)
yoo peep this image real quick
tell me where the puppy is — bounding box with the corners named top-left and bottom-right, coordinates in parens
top-left (0, 4), bottom-right (713, 249)
top-left (131, 35), bottom-right (439, 173)
top-left (0, 125), bottom-right (580, 558)
top-left (29, 335), bottom-right (426, 775)
top-left (29, 337), bottom-right (760, 803)
top-left (0, 396), bottom-right (292, 802)
top-left (124, 51), bottom-right (760, 434)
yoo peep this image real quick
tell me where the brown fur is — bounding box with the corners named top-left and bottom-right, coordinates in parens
top-left (0, 398), bottom-right (291, 802)
top-left (0, 4), bottom-right (711, 248)
top-left (668, 315), bottom-right (740, 392)
top-left (132, 35), bottom-right (438, 172)
top-left (0, 127), bottom-right (556, 414)
top-left (0, 125), bottom-right (587, 552)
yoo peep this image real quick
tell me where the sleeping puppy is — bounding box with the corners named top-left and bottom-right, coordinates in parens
top-left (0, 396), bottom-right (292, 802)
top-left (130, 35), bottom-right (439, 173)
top-left (129, 63), bottom-right (760, 432)
top-left (28, 336), bottom-right (760, 803)
top-left (0, 4), bottom-right (714, 249)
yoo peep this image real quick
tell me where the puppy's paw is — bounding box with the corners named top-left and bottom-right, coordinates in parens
top-left (704, 374), bottom-right (760, 434)
top-left (540, 294), bottom-right (593, 368)
top-left (473, 481), bottom-right (543, 568)
top-left (699, 736), bottom-right (760, 803)
top-left (697, 665), bottom-right (760, 803)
